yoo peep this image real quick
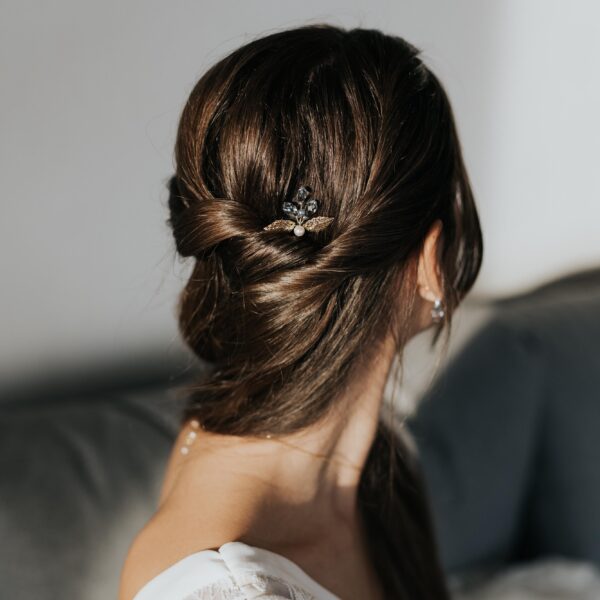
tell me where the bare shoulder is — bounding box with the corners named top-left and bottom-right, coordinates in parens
top-left (118, 498), bottom-right (241, 600)
top-left (119, 511), bottom-right (169, 600)
top-left (119, 438), bottom-right (186, 600)
top-left (119, 511), bottom-right (202, 600)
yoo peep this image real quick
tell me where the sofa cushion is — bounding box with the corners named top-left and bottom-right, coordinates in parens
top-left (0, 385), bottom-right (184, 600)
top-left (408, 269), bottom-right (600, 574)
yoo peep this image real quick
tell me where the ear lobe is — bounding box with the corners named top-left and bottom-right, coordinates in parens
top-left (418, 283), bottom-right (437, 302)
top-left (416, 220), bottom-right (443, 301)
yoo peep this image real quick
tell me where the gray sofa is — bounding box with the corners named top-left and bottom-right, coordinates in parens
top-left (1, 268), bottom-right (599, 600)
top-left (408, 267), bottom-right (600, 598)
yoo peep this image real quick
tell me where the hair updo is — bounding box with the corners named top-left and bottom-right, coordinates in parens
top-left (166, 23), bottom-right (482, 599)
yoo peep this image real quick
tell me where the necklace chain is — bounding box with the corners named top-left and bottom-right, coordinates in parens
top-left (178, 419), bottom-right (361, 471)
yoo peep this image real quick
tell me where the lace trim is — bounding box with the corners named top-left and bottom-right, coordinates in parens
top-left (182, 572), bottom-right (318, 600)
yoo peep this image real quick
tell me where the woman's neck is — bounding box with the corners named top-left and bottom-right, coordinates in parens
top-left (158, 332), bottom-right (398, 550)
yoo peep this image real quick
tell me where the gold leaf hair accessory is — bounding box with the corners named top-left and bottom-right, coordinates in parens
top-left (263, 186), bottom-right (334, 237)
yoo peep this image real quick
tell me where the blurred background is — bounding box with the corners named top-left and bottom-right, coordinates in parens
top-left (1, 1), bottom-right (599, 599)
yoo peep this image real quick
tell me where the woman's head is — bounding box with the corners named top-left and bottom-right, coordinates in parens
top-left (166, 23), bottom-right (482, 598)
top-left (167, 23), bottom-right (482, 434)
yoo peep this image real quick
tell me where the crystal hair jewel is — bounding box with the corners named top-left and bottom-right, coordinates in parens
top-left (262, 186), bottom-right (334, 237)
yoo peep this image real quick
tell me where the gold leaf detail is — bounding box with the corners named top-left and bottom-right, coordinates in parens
top-left (263, 219), bottom-right (296, 232)
top-left (304, 216), bottom-right (334, 232)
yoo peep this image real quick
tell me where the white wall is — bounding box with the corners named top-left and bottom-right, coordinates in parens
top-left (1, 0), bottom-right (599, 383)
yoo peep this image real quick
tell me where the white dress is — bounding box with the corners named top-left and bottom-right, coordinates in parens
top-left (132, 541), bottom-right (342, 600)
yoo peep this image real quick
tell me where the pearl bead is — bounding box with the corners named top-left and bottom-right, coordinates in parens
top-left (293, 225), bottom-right (305, 237)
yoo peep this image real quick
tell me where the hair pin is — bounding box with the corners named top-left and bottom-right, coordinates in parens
top-left (263, 186), bottom-right (334, 237)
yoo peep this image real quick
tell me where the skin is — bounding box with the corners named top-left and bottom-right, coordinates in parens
top-left (119, 219), bottom-right (444, 600)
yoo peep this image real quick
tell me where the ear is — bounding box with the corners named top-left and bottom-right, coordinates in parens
top-left (417, 219), bottom-right (443, 302)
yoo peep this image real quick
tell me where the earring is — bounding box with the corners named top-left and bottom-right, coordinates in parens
top-left (431, 297), bottom-right (445, 323)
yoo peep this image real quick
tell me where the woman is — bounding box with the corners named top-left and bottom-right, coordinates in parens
top-left (119, 23), bottom-right (483, 600)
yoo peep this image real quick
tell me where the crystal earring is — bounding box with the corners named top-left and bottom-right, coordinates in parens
top-left (431, 297), bottom-right (445, 323)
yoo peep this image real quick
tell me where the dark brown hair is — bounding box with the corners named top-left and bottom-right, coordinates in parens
top-left (166, 23), bottom-right (482, 599)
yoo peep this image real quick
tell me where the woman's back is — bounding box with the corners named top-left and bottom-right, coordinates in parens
top-left (121, 493), bottom-right (385, 600)
top-left (120, 420), bottom-right (386, 600)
